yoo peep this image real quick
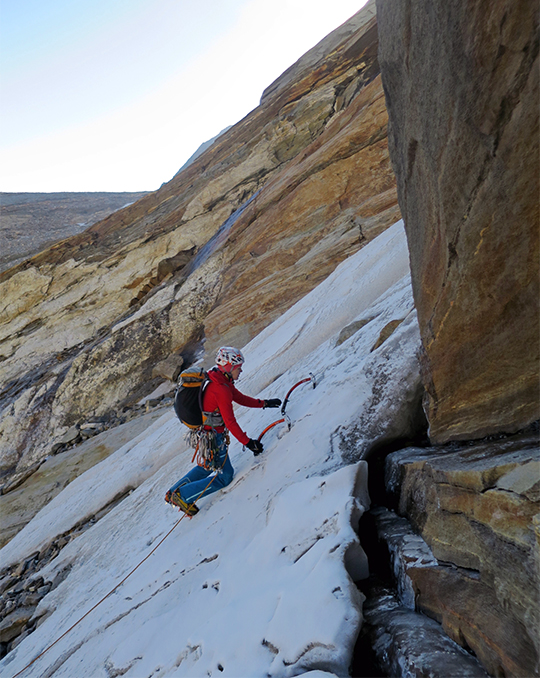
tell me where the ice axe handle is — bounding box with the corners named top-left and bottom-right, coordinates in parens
top-left (280, 374), bottom-right (316, 415)
top-left (258, 415), bottom-right (291, 442)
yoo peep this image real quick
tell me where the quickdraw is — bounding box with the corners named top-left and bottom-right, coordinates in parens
top-left (189, 428), bottom-right (230, 470)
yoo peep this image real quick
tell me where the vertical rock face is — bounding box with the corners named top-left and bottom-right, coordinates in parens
top-left (376, 0), bottom-right (539, 442)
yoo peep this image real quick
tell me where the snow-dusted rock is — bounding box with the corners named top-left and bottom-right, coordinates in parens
top-left (362, 586), bottom-right (490, 677)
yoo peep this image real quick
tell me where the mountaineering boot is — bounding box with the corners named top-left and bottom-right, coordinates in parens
top-left (164, 490), bottom-right (199, 516)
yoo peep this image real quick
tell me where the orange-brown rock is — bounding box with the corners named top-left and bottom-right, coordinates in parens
top-left (203, 73), bottom-right (399, 353)
top-left (385, 432), bottom-right (540, 676)
top-left (377, 0), bottom-right (540, 442)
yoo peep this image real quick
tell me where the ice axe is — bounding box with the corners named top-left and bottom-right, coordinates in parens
top-left (258, 414), bottom-right (291, 442)
top-left (280, 372), bottom-right (316, 415)
top-left (257, 373), bottom-right (317, 442)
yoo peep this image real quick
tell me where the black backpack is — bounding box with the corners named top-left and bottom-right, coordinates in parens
top-left (174, 368), bottom-right (207, 429)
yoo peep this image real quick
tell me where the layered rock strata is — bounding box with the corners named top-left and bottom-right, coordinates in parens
top-left (384, 431), bottom-right (540, 677)
top-left (0, 1), bottom-right (401, 482)
top-left (376, 0), bottom-right (540, 442)
top-left (361, 584), bottom-right (490, 678)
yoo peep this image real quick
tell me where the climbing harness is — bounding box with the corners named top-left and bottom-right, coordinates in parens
top-left (189, 428), bottom-right (230, 471)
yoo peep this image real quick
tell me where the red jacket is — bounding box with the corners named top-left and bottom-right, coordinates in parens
top-left (202, 367), bottom-right (264, 445)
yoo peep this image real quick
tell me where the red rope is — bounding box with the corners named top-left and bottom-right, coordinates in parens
top-left (13, 516), bottom-right (185, 677)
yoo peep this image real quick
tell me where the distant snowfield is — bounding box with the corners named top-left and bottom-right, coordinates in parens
top-left (1, 220), bottom-right (422, 678)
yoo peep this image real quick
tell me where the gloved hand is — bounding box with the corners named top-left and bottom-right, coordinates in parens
top-left (264, 398), bottom-right (282, 408)
top-left (247, 439), bottom-right (264, 455)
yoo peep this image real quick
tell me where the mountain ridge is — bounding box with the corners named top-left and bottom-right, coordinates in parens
top-left (0, 192), bottom-right (149, 274)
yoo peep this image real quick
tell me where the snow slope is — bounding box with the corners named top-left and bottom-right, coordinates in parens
top-left (1, 220), bottom-right (422, 678)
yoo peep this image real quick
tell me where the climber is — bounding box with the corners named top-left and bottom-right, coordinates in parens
top-left (165, 346), bottom-right (281, 516)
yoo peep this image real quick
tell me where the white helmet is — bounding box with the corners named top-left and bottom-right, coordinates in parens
top-left (215, 346), bottom-right (245, 371)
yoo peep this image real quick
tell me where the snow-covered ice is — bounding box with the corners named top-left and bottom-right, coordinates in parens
top-left (1, 220), bottom-right (422, 678)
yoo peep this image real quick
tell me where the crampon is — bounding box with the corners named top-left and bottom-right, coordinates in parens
top-left (164, 490), bottom-right (199, 517)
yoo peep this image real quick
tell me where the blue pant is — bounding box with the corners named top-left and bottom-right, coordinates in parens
top-left (169, 432), bottom-right (234, 505)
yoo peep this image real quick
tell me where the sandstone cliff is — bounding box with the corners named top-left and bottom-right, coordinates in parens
top-left (377, 0), bottom-right (539, 443)
top-left (373, 0), bottom-right (540, 674)
top-left (0, 1), bottom-right (400, 482)
top-left (385, 434), bottom-right (539, 676)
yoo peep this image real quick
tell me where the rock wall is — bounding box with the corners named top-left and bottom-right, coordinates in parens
top-left (0, 1), bottom-right (401, 482)
top-left (376, 0), bottom-right (539, 442)
top-left (384, 431), bottom-right (540, 676)
top-left (373, 4), bottom-right (540, 673)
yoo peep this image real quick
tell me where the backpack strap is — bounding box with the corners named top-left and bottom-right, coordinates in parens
top-left (199, 376), bottom-right (225, 428)
top-left (198, 375), bottom-right (207, 414)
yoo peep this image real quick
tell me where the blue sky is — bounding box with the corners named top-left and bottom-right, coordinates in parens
top-left (0, 0), bottom-right (365, 192)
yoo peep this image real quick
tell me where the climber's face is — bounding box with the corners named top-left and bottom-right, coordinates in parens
top-left (231, 364), bottom-right (242, 381)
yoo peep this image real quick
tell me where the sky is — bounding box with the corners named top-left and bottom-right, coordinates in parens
top-left (0, 0), bottom-right (367, 193)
